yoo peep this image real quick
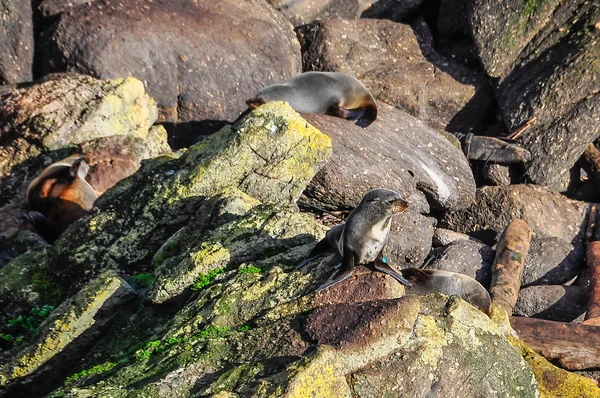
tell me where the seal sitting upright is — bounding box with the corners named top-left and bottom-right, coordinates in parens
top-left (247, 72), bottom-right (378, 127)
top-left (298, 188), bottom-right (412, 291)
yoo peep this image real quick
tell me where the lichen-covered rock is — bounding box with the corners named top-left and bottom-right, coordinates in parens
top-left (0, 74), bottom-right (159, 206)
top-left (50, 102), bottom-right (331, 289)
top-left (0, 230), bottom-right (49, 270)
top-left (303, 102), bottom-right (476, 212)
top-left (0, 271), bottom-right (135, 396)
top-left (39, 0), bottom-right (302, 147)
top-left (300, 18), bottom-right (493, 134)
top-left (0, 0), bottom-right (33, 84)
top-left (522, 237), bottom-right (583, 286)
top-left (514, 285), bottom-right (587, 322)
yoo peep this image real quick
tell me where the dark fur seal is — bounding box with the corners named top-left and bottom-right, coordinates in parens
top-left (247, 72), bottom-right (378, 127)
top-left (25, 154), bottom-right (97, 242)
top-left (298, 188), bottom-right (411, 291)
top-left (401, 268), bottom-right (491, 314)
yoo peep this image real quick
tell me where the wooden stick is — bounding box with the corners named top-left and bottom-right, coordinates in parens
top-left (584, 204), bottom-right (600, 324)
top-left (489, 219), bottom-right (532, 314)
top-left (579, 144), bottom-right (600, 184)
top-left (511, 316), bottom-right (600, 370)
top-left (507, 116), bottom-right (537, 140)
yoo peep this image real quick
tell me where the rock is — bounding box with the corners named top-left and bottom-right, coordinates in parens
top-left (383, 212), bottom-right (436, 268)
top-left (0, 271), bottom-right (135, 396)
top-left (299, 18), bottom-right (494, 134)
top-left (0, 0), bottom-right (33, 84)
top-left (0, 74), bottom-right (159, 207)
top-left (361, 0), bottom-right (424, 21)
top-left (265, 0), bottom-right (374, 27)
top-left (49, 102), bottom-right (332, 290)
top-left (81, 127), bottom-right (171, 194)
top-left (38, 0), bottom-right (98, 16)
top-left (514, 285), bottom-right (588, 322)
top-left (432, 227), bottom-right (483, 247)
top-left (473, 0), bottom-right (600, 191)
top-left (303, 102), bottom-right (476, 211)
top-left (0, 230), bottom-right (49, 270)
top-left (480, 163), bottom-right (511, 186)
top-left (426, 239), bottom-right (495, 289)
top-left (0, 204), bottom-right (36, 236)
top-left (522, 237), bottom-right (583, 286)
top-left (39, 0), bottom-right (302, 148)
top-left (440, 185), bottom-right (590, 250)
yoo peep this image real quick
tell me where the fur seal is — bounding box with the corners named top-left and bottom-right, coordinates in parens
top-left (247, 72), bottom-right (378, 127)
top-left (25, 154), bottom-right (97, 242)
top-left (400, 268), bottom-right (491, 314)
top-left (298, 188), bottom-right (411, 291)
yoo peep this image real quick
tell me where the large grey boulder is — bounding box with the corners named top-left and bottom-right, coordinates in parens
top-left (300, 18), bottom-right (493, 134)
top-left (522, 237), bottom-right (583, 287)
top-left (39, 0), bottom-right (302, 147)
top-left (0, 0), bottom-right (33, 84)
top-left (514, 285), bottom-right (587, 322)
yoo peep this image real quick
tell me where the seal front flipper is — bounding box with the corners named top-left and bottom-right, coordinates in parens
top-left (316, 250), bottom-right (355, 292)
top-left (373, 251), bottom-right (412, 287)
top-left (325, 105), bottom-right (365, 121)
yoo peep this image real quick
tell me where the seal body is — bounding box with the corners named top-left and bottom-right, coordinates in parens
top-left (247, 72), bottom-right (378, 127)
top-left (299, 188), bottom-right (411, 291)
top-left (26, 154), bottom-right (97, 241)
top-left (401, 268), bottom-right (491, 314)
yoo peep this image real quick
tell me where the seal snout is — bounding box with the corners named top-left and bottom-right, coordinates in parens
top-left (391, 198), bottom-right (409, 214)
top-left (246, 97), bottom-right (265, 109)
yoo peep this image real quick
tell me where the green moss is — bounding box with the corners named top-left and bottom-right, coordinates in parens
top-left (237, 325), bottom-right (251, 332)
top-left (130, 273), bottom-right (155, 288)
top-left (238, 266), bottom-right (262, 275)
top-left (65, 361), bottom-right (118, 384)
top-left (192, 267), bottom-right (225, 291)
top-left (193, 325), bottom-right (231, 339)
top-left (1, 305), bottom-right (55, 352)
top-left (30, 267), bottom-right (65, 304)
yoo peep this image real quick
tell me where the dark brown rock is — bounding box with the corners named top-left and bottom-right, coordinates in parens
top-left (440, 185), bottom-right (590, 248)
top-left (38, 0), bottom-right (99, 17)
top-left (303, 103), bottom-right (476, 212)
top-left (426, 240), bottom-right (495, 289)
top-left (0, 230), bottom-right (49, 269)
top-left (384, 211), bottom-right (436, 268)
top-left (522, 237), bottom-right (583, 287)
top-left (514, 285), bottom-right (587, 322)
top-left (300, 18), bottom-right (494, 134)
top-left (432, 228), bottom-right (482, 247)
top-left (39, 0), bottom-right (302, 148)
top-left (0, 0), bottom-right (33, 84)
top-left (265, 0), bottom-right (373, 27)
top-left (480, 164), bottom-right (511, 186)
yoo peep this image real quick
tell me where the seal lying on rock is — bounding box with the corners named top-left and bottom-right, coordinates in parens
top-left (401, 268), bottom-right (491, 314)
top-left (247, 72), bottom-right (378, 127)
top-left (25, 154), bottom-right (97, 242)
top-left (298, 188), bottom-right (412, 291)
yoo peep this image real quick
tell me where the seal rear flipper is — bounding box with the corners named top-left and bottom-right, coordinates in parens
top-left (373, 253), bottom-right (412, 287)
top-left (356, 103), bottom-right (377, 128)
top-left (316, 251), bottom-right (355, 292)
top-left (325, 105), bottom-right (365, 121)
top-left (23, 211), bottom-right (59, 243)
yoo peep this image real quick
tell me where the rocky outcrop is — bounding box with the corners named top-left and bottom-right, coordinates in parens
top-left (303, 103), bottom-right (476, 212)
top-left (522, 237), bottom-right (582, 286)
top-left (38, 0), bottom-right (302, 147)
top-left (300, 18), bottom-right (494, 134)
top-left (0, 74), bottom-right (162, 207)
top-left (514, 285), bottom-right (588, 322)
top-left (0, 0), bottom-right (33, 84)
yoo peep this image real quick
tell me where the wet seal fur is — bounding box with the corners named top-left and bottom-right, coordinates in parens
top-left (25, 154), bottom-right (97, 242)
top-left (247, 72), bottom-right (378, 127)
top-left (401, 268), bottom-right (491, 314)
top-left (298, 188), bottom-right (411, 291)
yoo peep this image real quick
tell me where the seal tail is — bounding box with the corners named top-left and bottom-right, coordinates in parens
top-left (356, 102), bottom-right (377, 128)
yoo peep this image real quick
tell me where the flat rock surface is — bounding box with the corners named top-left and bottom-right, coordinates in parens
top-left (300, 18), bottom-right (493, 134)
top-left (39, 0), bottom-right (302, 148)
top-left (514, 285), bottom-right (587, 322)
top-left (303, 103), bottom-right (476, 211)
top-left (522, 237), bottom-right (583, 286)
top-left (0, 0), bottom-right (33, 84)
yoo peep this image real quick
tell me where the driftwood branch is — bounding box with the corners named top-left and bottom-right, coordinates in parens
top-left (511, 316), bottom-right (600, 370)
top-left (584, 204), bottom-right (600, 324)
top-left (489, 219), bottom-right (532, 314)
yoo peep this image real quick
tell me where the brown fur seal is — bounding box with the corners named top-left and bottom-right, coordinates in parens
top-left (298, 188), bottom-right (411, 291)
top-left (25, 154), bottom-right (97, 242)
top-left (247, 72), bottom-right (378, 127)
top-left (401, 268), bottom-right (491, 314)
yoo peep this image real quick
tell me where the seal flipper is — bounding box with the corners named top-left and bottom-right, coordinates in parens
top-left (325, 105), bottom-right (365, 121)
top-left (296, 236), bottom-right (333, 269)
top-left (316, 250), bottom-right (355, 292)
top-left (23, 211), bottom-right (59, 243)
top-left (356, 103), bottom-right (377, 128)
top-left (373, 251), bottom-right (412, 287)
